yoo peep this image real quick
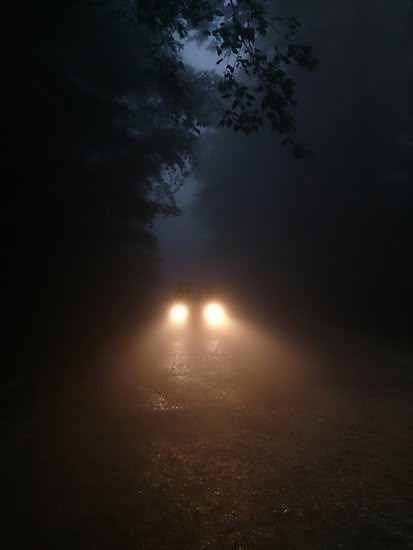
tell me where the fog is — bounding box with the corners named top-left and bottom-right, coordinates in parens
top-left (156, 0), bottom-right (413, 345)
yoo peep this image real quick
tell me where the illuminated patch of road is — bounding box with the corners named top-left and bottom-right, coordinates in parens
top-left (149, 394), bottom-right (184, 412)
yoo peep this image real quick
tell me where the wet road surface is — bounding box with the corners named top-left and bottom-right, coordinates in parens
top-left (4, 317), bottom-right (413, 548)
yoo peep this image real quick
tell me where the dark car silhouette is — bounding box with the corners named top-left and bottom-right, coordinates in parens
top-left (169, 282), bottom-right (226, 326)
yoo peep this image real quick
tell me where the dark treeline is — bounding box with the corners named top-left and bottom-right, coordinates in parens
top-left (3, 0), bottom-right (316, 360)
top-left (3, 1), bottom-right (193, 356)
top-left (3, 2), bottom-right (166, 353)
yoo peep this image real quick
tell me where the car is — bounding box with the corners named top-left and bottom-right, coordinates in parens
top-left (169, 282), bottom-right (227, 327)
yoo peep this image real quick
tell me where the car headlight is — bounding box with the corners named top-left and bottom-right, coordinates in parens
top-left (204, 303), bottom-right (225, 325)
top-left (170, 304), bottom-right (189, 323)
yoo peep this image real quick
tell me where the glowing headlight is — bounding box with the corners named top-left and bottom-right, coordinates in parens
top-left (204, 303), bottom-right (225, 325)
top-left (170, 304), bottom-right (188, 323)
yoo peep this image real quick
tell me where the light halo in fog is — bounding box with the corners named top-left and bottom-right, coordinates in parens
top-left (170, 304), bottom-right (189, 323)
top-left (204, 303), bottom-right (225, 325)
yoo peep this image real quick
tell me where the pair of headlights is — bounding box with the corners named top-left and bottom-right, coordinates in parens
top-left (170, 303), bottom-right (226, 325)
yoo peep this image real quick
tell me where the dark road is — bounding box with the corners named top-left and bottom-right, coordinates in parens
top-left (5, 317), bottom-right (412, 549)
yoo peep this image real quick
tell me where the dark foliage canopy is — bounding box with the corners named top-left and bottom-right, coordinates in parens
top-left (3, 1), bottom-right (315, 328)
top-left (4, 1), bottom-right (315, 235)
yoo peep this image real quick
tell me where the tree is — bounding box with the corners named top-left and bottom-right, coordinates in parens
top-left (4, 1), bottom-right (316, 233)
top-left (2, 0), bottom-right (315, 336)
top-left (133, 0), bottom-right (317, 152)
